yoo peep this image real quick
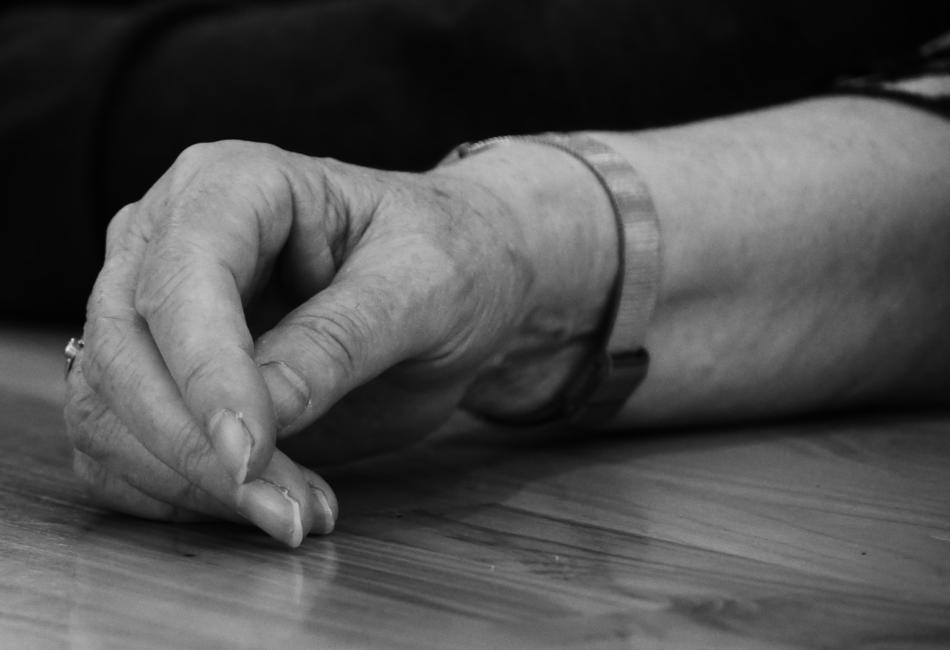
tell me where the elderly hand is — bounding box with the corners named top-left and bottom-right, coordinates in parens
top-left (63, 140), bottom-right (616, 546)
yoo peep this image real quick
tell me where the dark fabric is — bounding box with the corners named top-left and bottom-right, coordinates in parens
top-left (836, 30), bottom-right (950, 119)
top-left (3, 0), bottom-right (950, 322)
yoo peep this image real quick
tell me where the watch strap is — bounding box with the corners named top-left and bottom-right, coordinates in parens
top-left (441, 133), bottom-right (661, 426)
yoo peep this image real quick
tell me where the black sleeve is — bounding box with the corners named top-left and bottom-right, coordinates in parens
top-left (834, 31), bottom-right (950, 119)
top-left (3, 0), bottom-right (950, 322)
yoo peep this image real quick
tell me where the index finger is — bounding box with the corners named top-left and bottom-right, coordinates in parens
top-left (80, 204), bottom-right (326, 545)
top-left (134, 143), bottom-right (297, 483)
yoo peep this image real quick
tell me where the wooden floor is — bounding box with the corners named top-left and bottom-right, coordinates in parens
top-left (1, 325), bottom-right (949, 649)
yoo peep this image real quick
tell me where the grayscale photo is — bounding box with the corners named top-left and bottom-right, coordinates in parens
top-left (2, 1), bottom-right (949, 647)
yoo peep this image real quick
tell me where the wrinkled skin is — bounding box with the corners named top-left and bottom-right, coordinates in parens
top-left (63, 140), bottom-right (591, 545)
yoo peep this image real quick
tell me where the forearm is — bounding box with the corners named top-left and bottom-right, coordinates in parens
top-left (605, 97), bottom-right (950, 423)
top-left (440, 96), bottom-right (950, 425)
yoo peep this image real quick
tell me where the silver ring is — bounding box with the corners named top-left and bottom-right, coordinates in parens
top-left (64, 337), bottom-right (84, 379)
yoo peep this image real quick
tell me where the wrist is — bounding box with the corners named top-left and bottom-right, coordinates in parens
top-left (428, 141), bottom-right (619, 415)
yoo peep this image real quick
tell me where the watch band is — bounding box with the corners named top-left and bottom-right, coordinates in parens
top-left (441, 133), bottom-right (662, 426)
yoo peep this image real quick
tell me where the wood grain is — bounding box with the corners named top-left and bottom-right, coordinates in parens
top-left (1, 325), bottom-right (948, 649)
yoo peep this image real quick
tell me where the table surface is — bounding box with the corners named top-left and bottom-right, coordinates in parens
top-left (1, 326), bottom-right (949, 649)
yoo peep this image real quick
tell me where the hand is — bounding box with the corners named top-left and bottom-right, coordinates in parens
top-left (64, 139), bottom-right (616, 546)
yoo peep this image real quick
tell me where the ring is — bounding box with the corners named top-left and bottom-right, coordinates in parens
top-left (64, 337), bottom-right (84, 379)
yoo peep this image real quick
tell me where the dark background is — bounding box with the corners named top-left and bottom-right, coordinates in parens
top-left (3, 0), bottom-right (949, 322)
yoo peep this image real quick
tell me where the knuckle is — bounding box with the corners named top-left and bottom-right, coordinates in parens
top-left (165, 142), bottom-right (243, 208)
top-left (411, 233), bottom-right (468, 297)
top-left (292, 308), bottom-right (371, 379)
top-left (62, 377), bottom-right (96, 441)
top-left (252, 160), bottom-right (294, 197)
top-left (175, 139), bottom-right (263, 163)
top-left (171, 141), bottom-right (277, 190)
top-left (179, 354), bottom-right (220, 403)
top-left (104, 203), bottom-right (137, 254)
top-left (84, 253), bottom-right (140, 323)
top-left (249, 165), bottom-right (296, 225)
top-left (80, 314), bottom-right (139, 395)
top-left (166, 420), bottom-right (215, 481)
top-left (64, 415), bottom-right (93, 456)
top-left (149, 142), bottom-right (294, 270)
top-left (65, 398), bottom-right (117, 459)
top-left (173, 141), bottom-right (228, 169)
top-left (133, 256), bottom-right (194, 324)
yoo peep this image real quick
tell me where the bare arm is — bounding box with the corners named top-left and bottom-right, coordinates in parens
top-left (443, 97), bottom-right (950, 425)
top-left (65, 97), bottom-right (950, 545)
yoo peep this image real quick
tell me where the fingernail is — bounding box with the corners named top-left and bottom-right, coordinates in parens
top-left (309, 483), bottom-right (337, 535)
top-left (260, 362), bottom-right (310, 430)
top-left (239, 479), bottom-right (304, 548)
top-left (209, 409), bottom-right (253, 483)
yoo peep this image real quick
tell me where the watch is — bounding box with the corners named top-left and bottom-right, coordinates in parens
top-left (440, 133), bottom-right (661, 426)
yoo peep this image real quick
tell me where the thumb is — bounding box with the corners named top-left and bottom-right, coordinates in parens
top-left (254, 261), bottom-right (439, 435)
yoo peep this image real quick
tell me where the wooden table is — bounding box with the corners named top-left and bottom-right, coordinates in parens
top-left (2, 326), bottom-right (949, 649)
